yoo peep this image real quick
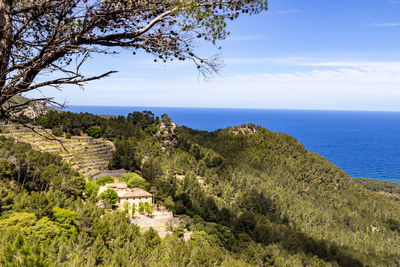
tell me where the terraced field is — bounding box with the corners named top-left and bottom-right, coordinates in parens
top-left (0, 123), bottom-right (115, 177)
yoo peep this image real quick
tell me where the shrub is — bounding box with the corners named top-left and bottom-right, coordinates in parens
top-left (138, 202), bottom-right (145, 214)
top-left (51, 127), bottom-right (63, 137)
top-left (119, 173), bottom-right (149, 189)
top-left (99, 189), bottom-right (118, 205)
top-left (65, 132), bottom-right (72, 139)
top-left (95, 175), bottom-right (114, 186)
top-left (87, 126), bottom-right (101, 138)
top-left (85, 182), bottom-right (99, 198)
top-left (52, 207), bottom-right (78, 238)
top-left (173, 225), bottom-right (185, 238)
top-left (144, 202), bottom-right (154, 216)
top-left (174, 201), bottom-right (186, 215)
top-left (143, 227), bottom-right (161, 247)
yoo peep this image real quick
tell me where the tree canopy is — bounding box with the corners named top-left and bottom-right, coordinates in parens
top-left (2, 111), bottom-right (400, 265)
top-left (119, 172), bottom-right (149, 190)
top-left (0, 0), bottom-right (268, 119)
top-left (99, 188), bottom-right (118, 205)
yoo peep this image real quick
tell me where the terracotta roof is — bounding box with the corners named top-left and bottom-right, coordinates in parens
top-left (119, 188), bottom-right (152, 198)
top-left (104, 183), bottom-right (127, 189)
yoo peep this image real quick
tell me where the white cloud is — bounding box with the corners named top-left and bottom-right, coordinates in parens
top-left (224, 56), bottom-right (310, 65)
top-left (277, 9), bottom-right (300, 15)
top-left (366, 22), bottom-right (400, 27)
top-left (225, 61), bottom-right (400, 85)
top-left (27, 59), bottom-right (400, 111)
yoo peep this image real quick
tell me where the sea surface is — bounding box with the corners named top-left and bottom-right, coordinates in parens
top-left (66, 106), bottom-right (400, 184)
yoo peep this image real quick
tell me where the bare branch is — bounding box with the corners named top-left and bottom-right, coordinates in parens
top-left (8, 119), bottom-right (69, 152)
top-left (28, 70), bottom-right (117, 91)
top-left (0, 0), bottom-right (268, 119)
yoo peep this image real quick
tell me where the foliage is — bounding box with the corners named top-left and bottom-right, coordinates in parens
top-left (354, 177), bottom-right (400, 194)
top-left (87, 126), bottom-right (101, 138)
top-left (99, 189), bottom-right (118, 205)
top-left (36, 110), bottom-right (159, 140)
top-left (122, 201), bottom-right (130, 215)
top-left (32, 217), bottom-right (60, 242)
top-left (95, 175), bottom-right (114, 186)
top-left (0, 212), bottom-right (37, 232)
top-left (127, 111), bottom-right (159, 130)
top-left (0, 0), bottom-right (268, 119)
top-left (52, 207), bottom-right (78, 238)
top-left (119, 173), bottom-right (149, 190)
top-left (85, 182), bottom-right (100, 199)
top-left (173, 225), bottom-right (185, 238)
top-left (138, 202), bottom-right (145, 214)
top-left (0, 158), bottom-right (16, 179)
top-left (144, 202), bottom-right (154, 216)
top-left (143, 228), bottom-right (161, 248)
top-left (109, 118), bottom-right (400, 265)
top-left (2, 112), bottom-right (400, 265)
top-left (131, 203), bottom-right (136, 215)
top-left (51, 127), bottom-right (63, 137)
top-left (0, 136), bottom-right (84, 197)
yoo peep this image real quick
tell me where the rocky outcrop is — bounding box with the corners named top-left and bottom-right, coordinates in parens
top-left (157, 121), bottom-right (178, 150)
top-left (12, 102), bottom-right (47, 119)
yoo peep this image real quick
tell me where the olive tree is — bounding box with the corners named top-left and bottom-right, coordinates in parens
top-left (0, 0), bottom-right (268, 119)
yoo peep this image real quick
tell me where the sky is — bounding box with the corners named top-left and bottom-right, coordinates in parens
top-left (28, 0), bottom-right (400, 111)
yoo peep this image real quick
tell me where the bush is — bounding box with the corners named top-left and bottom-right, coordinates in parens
top-left (143, 227), bottom-right (161, 247)
top-left (87, 126), bottom-right (101, 138)
top-left (85, 182), bottom-right (99, 198)
top-left (144, 202), bottom-right (154, 216)
top-left (174, 201), bottom-right (186, 215)
top-left (51, 127), bottom-right (63, 137)
top-left (65, 132), bottom-right (72, 139)
top-left (95, 176), bottom-right (114, 186)
top-left (173, 225), bottom-right (185, 238)
top-left (52, 207), bottom-right (78, 238)
top-left (119, 173), bottom-right (149, 189)
top-left (99, 189), bottom-right (118, 205)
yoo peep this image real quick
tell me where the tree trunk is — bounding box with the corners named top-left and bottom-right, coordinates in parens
top-left (0, 0), bottom-right (12, 91)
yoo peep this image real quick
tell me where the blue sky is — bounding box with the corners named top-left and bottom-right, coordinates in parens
top-left (28, 0), bottom-right (400, 111)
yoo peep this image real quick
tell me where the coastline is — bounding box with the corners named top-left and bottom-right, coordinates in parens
top-left (64, 105), bottom-right (400, 184)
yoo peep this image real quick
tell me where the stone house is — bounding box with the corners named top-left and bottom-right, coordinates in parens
top-left (98, 183), bottom-right (153, 207)
top-left (118, 188), bottom-right (153, 207)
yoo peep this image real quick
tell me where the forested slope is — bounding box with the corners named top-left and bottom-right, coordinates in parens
top-left (0, 111), bottom-right (399, 266)
top-left (174, 125), bottom-right (400, 265)
top-left (0, 123), bottom-right (114, 176)
top-left (354, 177), bottom-right (400, 196)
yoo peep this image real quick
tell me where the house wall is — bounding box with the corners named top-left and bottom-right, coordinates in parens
top-left (118, 197), bottom-right (152, 209)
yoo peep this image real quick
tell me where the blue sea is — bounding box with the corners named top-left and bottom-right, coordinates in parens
top-left (66, 106), bottom-right (400, 184)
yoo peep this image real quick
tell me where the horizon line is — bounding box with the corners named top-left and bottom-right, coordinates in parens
top-left (65, 104), bottom-right (400, 113)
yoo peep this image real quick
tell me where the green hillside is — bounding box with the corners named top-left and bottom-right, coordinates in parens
top-left (0, 111), bottom-right (399, 266)
top-left (172, 125), bottom-right (400, 265)
top-left (354, 177), bottom-right (400, 194)
top-left (1, 95), bottom-right (31, 109)
top-left (354, 177), bottom-right (400, 200)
